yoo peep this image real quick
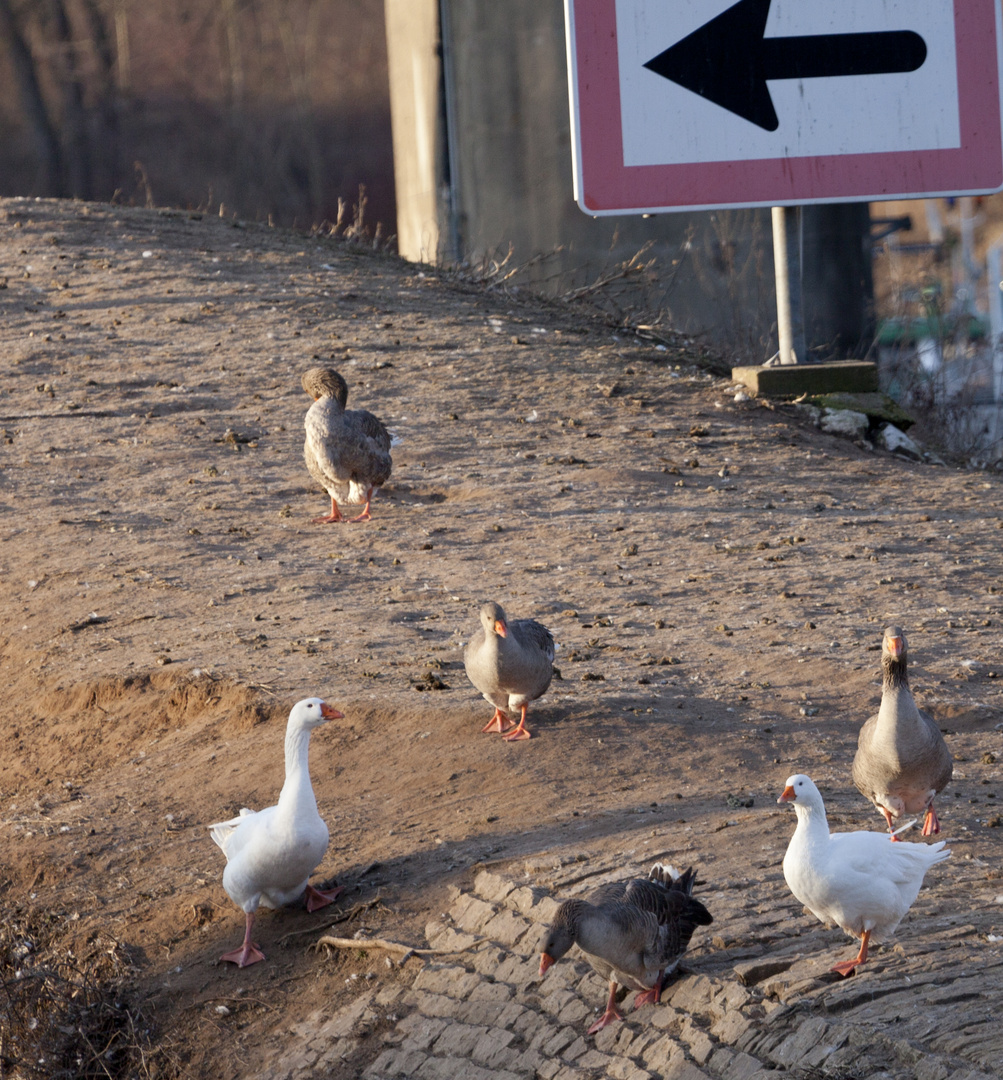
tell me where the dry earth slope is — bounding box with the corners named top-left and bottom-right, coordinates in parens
top-left (0, 199), bottom-right (1001, 1079)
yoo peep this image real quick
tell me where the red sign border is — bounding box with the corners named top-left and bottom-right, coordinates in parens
top-left (567, 0), bottom-right (1003, 213)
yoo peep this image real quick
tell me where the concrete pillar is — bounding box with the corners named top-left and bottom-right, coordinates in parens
top-left (384, 0), bottom-right (447, 263)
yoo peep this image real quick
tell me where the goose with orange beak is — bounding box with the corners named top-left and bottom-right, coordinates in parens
top-left (463, 601), bottom-right (554, 741)
top-left (208, 697), bottom-right (345, 967)
top-left (779, 773), bottom-right (950, 976)
top-left (852, 625), bottom-right (952, 839)
top-left (538, 864), bottom-right (712, 1033)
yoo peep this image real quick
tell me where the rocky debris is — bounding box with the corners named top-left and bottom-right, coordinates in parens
top-left (877, 422), bottom-right (924, 461)
top-left (819, 408), bottom-right (869, 440)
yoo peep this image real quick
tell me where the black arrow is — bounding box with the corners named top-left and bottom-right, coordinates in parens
top-left (644, 0), bottom-right (927, 132)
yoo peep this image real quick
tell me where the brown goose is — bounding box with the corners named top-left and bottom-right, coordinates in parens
top-left (539, 864), bottom-right (713, 1033)
top-left (463, 601), bottom-right (554, 741)
top-left (302, 367), bottom-right (392, 523)
top-left (852, 626), bottom-right (953, 838)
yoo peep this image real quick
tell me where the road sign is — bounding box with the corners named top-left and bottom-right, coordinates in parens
top-left (564, 0), bottom-right (1003, 214)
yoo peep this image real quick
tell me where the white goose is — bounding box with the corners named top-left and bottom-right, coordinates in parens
top-left (779, 774), bottom-right (950, 976)
top-left (208, 697), bottom-right (344, 967)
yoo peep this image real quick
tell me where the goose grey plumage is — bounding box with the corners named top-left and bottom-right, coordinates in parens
top-left (463, 601), bottom-right (554, 741)
top-left (302, 367), bottom-right (392, 523)
top-left (539, 864), bottom-right (712, 1034)
top-left (852, 626), bottom-right (953, 838)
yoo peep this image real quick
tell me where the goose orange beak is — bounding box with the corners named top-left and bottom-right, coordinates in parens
top-left (320, 703), bottom-right (344, 720)
top-left (539, 953), bottom-right (555, 975)
top-left (777, 784), bottom-right (796, 803)
top-left (887, 635), bottom-right (903, 658)
top-left (494, 620), bottom-right (507, 638)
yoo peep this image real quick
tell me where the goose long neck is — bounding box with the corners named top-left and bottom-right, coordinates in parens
top-left (795, 802), bottom-right (830, 846)
top-left (883, 653), bottom-right (909, 692)
top-left (277, 723), bottom-right (316, 816)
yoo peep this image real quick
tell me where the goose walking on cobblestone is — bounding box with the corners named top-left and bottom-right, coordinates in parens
top-left (539, 864), bottom-right (713, 1033)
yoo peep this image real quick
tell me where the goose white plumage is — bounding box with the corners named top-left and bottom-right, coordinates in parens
top-left (208, 697), bottom-right (344, 967)
top-left (539, 864), bottom-right (713, 1033)
top-left (779, 773), bottom-right (950, 976)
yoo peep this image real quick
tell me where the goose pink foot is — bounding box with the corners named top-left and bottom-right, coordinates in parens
top-left (922, 806), bottom-right (940, 836)
top-left (221, 913), bottom-right (265, 967)
top-left (831, 930), bottom-right (870, 977)
top-left (587, 981), bottom-right (624, 1034)
top-left (632, 980), bottom-right (663, 1009)
top-left (312, 497), bottom-right (344, 524)
top-left (502, 705), bottom-right (532, 741)
top-left (348, 490), bottom-right (375, 522)
top-left (482, 708), bottom-right (514, 734)
top-left (305, 883), bottom-right (344, 912)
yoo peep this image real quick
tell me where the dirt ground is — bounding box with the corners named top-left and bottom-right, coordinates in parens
top-left (0, 198), bottom-right (1001, 1079)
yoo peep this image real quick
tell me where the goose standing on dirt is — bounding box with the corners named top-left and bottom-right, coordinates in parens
top-left (852, 626), bottom-right (952, 838)
top-left (779, 773), bottom-right (950, 976)
top-left (302, 367), bottom-right (392, 523)
top-left (463, 601), bottom-right (554, 741)
top-left (208, 697), bottom-right (345, 967)
top-left (539, 864), bottom-right (713, 1033)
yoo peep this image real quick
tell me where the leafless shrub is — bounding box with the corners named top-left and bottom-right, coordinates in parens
top-left (0, 910), bottom-right (177, 1080)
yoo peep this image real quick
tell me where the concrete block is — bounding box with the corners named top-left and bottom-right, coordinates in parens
top-left (608, 1062), bottom-right (655, 1080)
top-left (450, 894), bottom-right (497, 933)
top-left (539, 1026), bottom-right (579, 1057)
top-left (709, 1008), bottom-right (752, 1044)
top-left (393, 1012), bottom-right (447, 1050)
top-left (733, 957), bottom-right (795, 986)
top-left (577, 1049), bottom-right (613, 1068)
top-left (402, 990), bottom-right (458, 1019)
top-left (481, 908), bottom-right (533, 947)
top-left (647, 1004), bottom-right (682, 1030)
top-left (431, 1021), bottom-right (486, 1057)
top-left (454, 998), bottom-right (505, 1029)
top-left (662, 974), bottom-right (715, 1013)
top-left (593, 1020), bottom-right (634, 1055)
top-left (506, 884), bottom-right (553, 916)
top-left (470, 947), bottom-right (508, 975)
top-left (642, 1036), bottom-right (686, 1075)
top-left (731, 361), bottom-right (878, 397)
top-left (557, 998), bottom-right (591, 1025)
top-left (664, 1061), bottom-right (714, 1080)
top-left (474, 870), bottom-right (516, 903)
top-left (679, 1016), bottom-right (716, 1063)
top-left (364, 1047), bottom-right (429, 1078)
top-left (562, 1035), bottom-right (589, 1060)
top-left (493, 954), bottom-right (539, 984)
top-left (412, 965), bottom-right (481, 1000)
top-left (470, 1028), bottom-right (518, 1068)
top-left (771, 1017), bottom-right (830, 1066)
top-left (708, 1048), bottom-right (765, 1080)
top-left (540, 988), bottom-right (579, 1017)
top-left (512, 1006), bottom-right (553, 1042)
top-left (424, 922), bottom-right (479, 951)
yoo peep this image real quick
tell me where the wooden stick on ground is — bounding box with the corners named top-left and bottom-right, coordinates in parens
top-left (312, 934), bottom-right (487, 964)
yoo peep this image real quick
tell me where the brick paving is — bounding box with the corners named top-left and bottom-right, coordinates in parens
top-left (257, 857), bottom-right (1003, 1080)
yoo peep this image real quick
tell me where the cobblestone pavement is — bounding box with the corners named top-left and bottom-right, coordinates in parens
top-left (257, 847), bottom-right (1003, 1080)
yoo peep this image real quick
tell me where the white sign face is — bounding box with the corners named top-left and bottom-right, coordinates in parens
top-left (564, 0), bottom-right (1003, 213)
top-left (616, 0), bottom-right (960, 167)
